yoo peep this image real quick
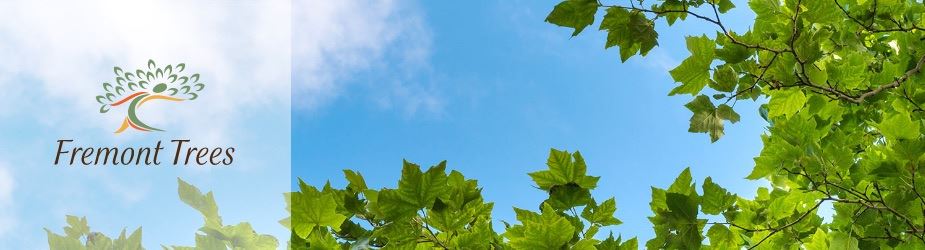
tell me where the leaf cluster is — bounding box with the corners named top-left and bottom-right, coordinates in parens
top-left (285, 149), bottom-right (637, 249)
top-left (547, 0), bottom-right (925, 248)
top-left (47, 178), bottom-right (278, 250)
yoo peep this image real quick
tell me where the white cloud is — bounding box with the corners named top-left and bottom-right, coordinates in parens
top-left (0, 0), bottom-right (290, 140)
top-left (373, 78), bottom-right (445, 117)
top-left (635, 47), bottom-right (680, 73)
top-left (293, 0), bottom-right (442, 115)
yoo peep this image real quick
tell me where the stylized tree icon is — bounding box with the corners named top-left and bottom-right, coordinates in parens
top-left (96, 59), bottom-right (205, 133)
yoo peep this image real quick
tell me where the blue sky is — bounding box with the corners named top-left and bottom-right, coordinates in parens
top-left (293, 0), bottom-right (768, 243)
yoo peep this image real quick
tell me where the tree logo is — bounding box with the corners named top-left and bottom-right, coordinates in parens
top-left (95, 59), bottom-right (205, 134)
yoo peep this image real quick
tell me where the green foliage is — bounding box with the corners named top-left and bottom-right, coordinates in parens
top-left (286, 149), bottom-right (637, 249)
top-left (47, 179), bottom-right (278, 250)
top-left (46, 215), bottom-right (142, 250)
top-left (547, 0), bottom-right (925, 248)
top-left (599, 7), bottom-right (658, 62)
top-left (170, 178), bottom-right (278, 250)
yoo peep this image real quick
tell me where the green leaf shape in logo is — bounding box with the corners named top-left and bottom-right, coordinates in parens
top-left (95, 59), bottom-right (206, 133)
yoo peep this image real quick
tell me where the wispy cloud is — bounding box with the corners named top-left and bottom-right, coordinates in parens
top-left (635, 47), bottom-right (680, 73)
top-left (293, 0), bottom-right (443, 116)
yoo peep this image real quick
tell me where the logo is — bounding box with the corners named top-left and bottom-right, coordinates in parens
top-left (56, 61), bottom-right (232, 167)
top-left (95, 59), bottom-right (205, 133)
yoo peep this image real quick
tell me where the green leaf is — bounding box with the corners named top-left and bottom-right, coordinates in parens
top-left (656, 192), bottom-right (703, 249)
top-left (374, 218), bottom-right (419, 247)
top-left (706, 224), bottom-right (737, 249)
top-left (449, 219), bottom-right (495, 249)
top-left (806, 64), bottom-right (828, 85)
top-left (46, 229), bottom-right (85, 249)
top-left (830, 52), bottom-right (870, 89)
top-left (828, 231), bottom-right (859, 250)
top-left (597, 233), bottom-right (620, 249)
top-left (687, 98), bottom-right (724, 142)
top-left (665, 193), bottom-right (698, 222)
top-left (573, 238), bottom-right (600, 250)
top-left (670, 36), bottom-right (716, 96)
top-left (115, 228), bottom-right (142, 250)
top-left (87, 232), bottom-right (114, 250)
top-left (599, 7), bottom-right (659, 62)
top-left (670, 60), bottom-right (711, 95)
top-left (685, 95), bottom-right (716, 114)
top-left (749, 0), bottom-right (781, 17)
top-left (667, 167), bottom-right (695, 195)
top-left (399, 160), bottom-right (449, 208)
top-left (64, 215), bottom-right (90, 238)
top-left (717, 0), bottom-right (736, 13)
top-left (891, 139), bottom-right (925, 162)
top-left (767, 193), bottom-right (797, 221)
top-left (878, 113), bottom-right (920, 140)
top-left (767, 88), bottom-right (807, 118)
top-left (711, 64), bottom-right (738, 92)
top-left (177, 178), bottom-right (222, 228)
top-left (504, 204), bottom-right (576, 249)
top-left (528, 149), bottom-right (600, 190)
top-left (581, 198), bottom-right (622, 226)
top-left (794, 31), bottom-right (822, 63)
top-left (715, 32), bottom-right (750, 64)
top-left (343, 169), bottom-right (368, 191)
top-left (701, 177), bottom-right (735, 215)
top-left (685, 95), bottom-right (739, 142)
top-left (598, 234), bottom-right (638, 250)
top-left (546, 183), bottom-right (593, 210)
top-left (717, 104), bottom-right (740, 123)
top-left (620, 237), bottom-right (638, 250)
top-left (48, 217), bottom-right (144, 250)
top-left (803, 0), bottom-right (841, 24)
top-left (51, 180), bottom-right (279, 250)
top-left (805, 229), bottom-right (828, 250)
top-left (291, 182), bottom-right (348, 239)
top-left (546, 0), bottom-right (599, 36)
top-left (374, 161), bottom-right (450, 221)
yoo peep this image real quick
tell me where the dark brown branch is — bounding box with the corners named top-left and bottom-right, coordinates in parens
top-left (850, 54), bottom-right (925, 103)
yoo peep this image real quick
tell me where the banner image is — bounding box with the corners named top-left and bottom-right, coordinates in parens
top-left (3, 0), bottom-right (925, 249)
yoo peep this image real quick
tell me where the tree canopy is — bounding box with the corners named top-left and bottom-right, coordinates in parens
top-left (545, 0), bottom-right (925, 248)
